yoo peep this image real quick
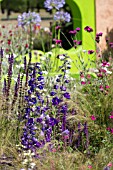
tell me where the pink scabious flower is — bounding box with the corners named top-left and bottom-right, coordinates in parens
top-left (101, 61), bottom-right (110, 67)
top-left (73, 40), bottom-right (77, 43)
top-left (97, 73), bottom-right (103, 78)
top-left (107, 162), bottom-right (112, 167)
top-left (106, 37), bottom-right (109, 42)
top-left (111, 128), bottom-right (113, 134)
top-left (106, 127), bottom-right (111, 131)
top-left (100, 68), bottom-right (107, 73)
top-left (77, 40), bottom-right (82, 45)
top-left (52, 148), bottom-right (57, 152)
top-left (105, 85), bottom-right (110, 89)
top-left (96, 32), bottom-right (103, 36)
top-left (109, 42), bottom-right (113, 48)
top-left (55, 25), bottom-right (61, 30)
top-left (53, 39), bottom-right (62, 44)
top-left (88, 81), bottom-right (91, 84)
top-left (63, 135), bottom-right (69, 140)
top-left (84, 26), bottom-right (93, 32)
top-left (73, 40), bottom-right (82, 45)
top-left (80, 72), bottom-right (84, 78)
top-left (76, 27), bottom-right (80, 32)
top-left (88, 50), bottom-right (94, 54)
top-left (7, 39), bottom-right (11, 45)
top-left (99, 85), bottom-right (104, 91)
top-left (88, 165), bottom-right (92, 169)
top-left (69, 30), bottom-right (77, 35)
top-left (109, 115), bottom-right (113, 119)
top-left (95, 35), bottom-right (100, 43)
top-left (87, 74), bottom-right (91, 79)
top-left (90, 115), bottom-right (96, 121)
top-left (81, 81), bottom-right (86, 85)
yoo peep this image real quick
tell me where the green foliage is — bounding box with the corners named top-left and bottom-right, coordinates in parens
top-left (1, 0), bottom-right (27, 13)
top-left (1, 0), bottom-right (44, 13)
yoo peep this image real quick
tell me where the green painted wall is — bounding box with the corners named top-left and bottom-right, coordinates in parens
top-left (66, 0), bottom-right (96, 50)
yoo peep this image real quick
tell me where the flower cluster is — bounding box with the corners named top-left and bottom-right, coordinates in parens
top-left (21, 55), bottom-right (75, 153)
top-left (44, 0), bottom-right (71, 23)
top-left (18, 12), bottom-right (41, 27)
top-left (95, 32), bottom-right (103, 43)
top-left (80, 60), bottom-right (111, 91)
top-left (0, 24), bottom-right (29, 57)
top-left (44, 0), bottom-right (65, 11)
top-left (54, 11), bottom-right (71, 23)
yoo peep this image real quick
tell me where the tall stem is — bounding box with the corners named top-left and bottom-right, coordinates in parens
top-left (29, 24), bottom-right (32, 52)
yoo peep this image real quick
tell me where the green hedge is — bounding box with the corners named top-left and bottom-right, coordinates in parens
top-left (1, 0), bottom-right (44, 13)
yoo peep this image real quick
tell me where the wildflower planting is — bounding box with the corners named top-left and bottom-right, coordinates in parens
top-left (0, 1), bottom-right (113, 170)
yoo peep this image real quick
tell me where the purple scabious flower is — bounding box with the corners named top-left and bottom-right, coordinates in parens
top-left (69, 30), bottom-right (77, 35)
top-left (44, 0), bottom-right (65, 11)
top-left (84, 26), bottom-right (93, 33)
top-left (96, 32), bottom-right (103, 36)
top-left (95, 36), bottom-right (100, 43)
top-left (54, 11), bottom-right (71, 23)
top-left (76, 27), bottom-right (81, 32)
top-left (88, 50), bottom-right (94, 54)
top-left (18, 11), bottom-right (41, 27)
top-left (95, 32), bottom-right (103, 43)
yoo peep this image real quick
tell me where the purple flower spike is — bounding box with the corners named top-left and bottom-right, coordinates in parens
top-left (28, 118), bottom-right (34, 124)
top-left (84, 26), bottom-right (93, 33)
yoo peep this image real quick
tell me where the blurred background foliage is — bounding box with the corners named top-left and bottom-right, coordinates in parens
top-left (1, 0), bottom-right (45, 17)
